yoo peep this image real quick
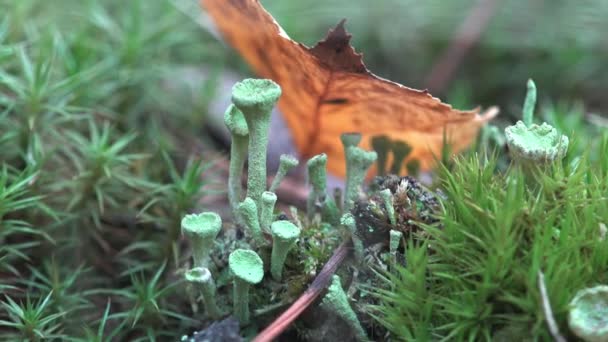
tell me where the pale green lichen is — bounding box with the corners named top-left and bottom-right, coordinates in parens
top-left (389, 229), bottom-right (402, 265)
top-left (379, 189), bottom-right (395, 226)
top-left (224, 104), bottom-right (249, 220)
top-left (341, 213), bottom-right (363, 262)
top-left (232, 78), bottom-right (281, 210)
top-left (270, 220), bottom-right (301, 281)
top-left (269, 154), bottom-right (299, 193)
top-left (321, 275), bottom-right (370, 342)
top-left (321, 194), bottom-right (341, 226)
top-left (390, 140), bottom-right (412, 174)
top-left (181, 212), bottom-right (222, 267)
top-left (371, 135), bottom-right (391, 176)
top-left (344, 146), bottom-right (377, 211)
top-left (260, 191), bottom-right (277, 233)
top-left (185, 267), bottom-right (222, 319)
top-left (238, 197), bottom-right (265, 245)
top-left (568, 285), bottom-right (608, 342)
top-left (505, 79), bottom-right (569, 166)
top-left (229, 249), bottom-right (264, 325)
top-left (307, 153), bottom-right (327, 220)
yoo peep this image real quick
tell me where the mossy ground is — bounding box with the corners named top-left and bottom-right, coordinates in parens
top-left (1, 0), bottom-right (607, 341)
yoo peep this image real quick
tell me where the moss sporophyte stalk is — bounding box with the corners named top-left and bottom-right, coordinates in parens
top-left (231, 78), bottom-right (281, 210)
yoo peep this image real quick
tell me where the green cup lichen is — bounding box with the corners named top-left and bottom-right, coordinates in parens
top-left (181, 212), bottom-right (222, 267)
top-left (344, 146), bottom-right (377, 211)
top-left (185, 267), bottom-right (221, 319)
top-left (228, 249), bottom-right (264, 325)
top-left (306, 153), bottom-right (327, 220)
top-left (231, 78), bottom-right (281, 210)
top-left (341, 213), bottom-right (363, 262)
top-left (371, 135), bottom-right (391, 176)
top-left (389, 229), bottom-right (402, 265)
top-left (321, 275), bottom-right (370, 342)
top-left (238, 197), bottom-right (265, 245)
top-left (505, 79), bottom-right (569, 168)
top-left (390, 140), bottom-right (412, 174)
top-left (379, 189), bottom-right (395, 226)
top-left (224, 104), bottom-right (249, 220)
top-left (270, 220), bottom-right (301, 281)
top-left (269, 154), bottom-right (299, 193)
top-left (568, 285), bottom-right (608, 342)
top-left (260, 191), bottom-right (277, 233)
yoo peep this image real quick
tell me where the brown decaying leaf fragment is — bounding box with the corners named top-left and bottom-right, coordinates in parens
top-left (200, 0), bottom-right (498, 177)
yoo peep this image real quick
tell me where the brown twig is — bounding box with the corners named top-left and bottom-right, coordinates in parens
top-left (424, 0), bottom-right (500, 93)
top-left (252, 241), bottom-right (351, 342)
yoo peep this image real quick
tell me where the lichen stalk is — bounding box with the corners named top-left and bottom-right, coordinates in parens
top-left (321, 275), bottom-right (370, 342)
top-left (341, 213), bottom-right (363, 262)
top-left (224, 104), bottom-right (249, 220)
top-left (269, 154), bottom-right (299, 193)
top-left (380, 189), bottom-right (395, 226)
top-left (344, 146), bottom-right (377, 211)
top-left (238, 197), bottom-right (265, 245)
top-left (231, 79), bottom-right (281, 209)
top-left (181, 212), bottom-right (222, 268)
top-left (306, 153), bottom-right (327, 220)
top-left (389, 229), bottom-right (402, 265)
top-left (229, 249), bottom-right (264, 325)
top-left (270, 220), bottom-right (301, 281)
top-left (260, 191), bottom-right (277, 233)
top-left (185, 267), bottom-right (221, 319)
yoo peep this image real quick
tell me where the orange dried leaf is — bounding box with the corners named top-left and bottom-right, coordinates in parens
top-left (201, 0), bottom-right (498, 177)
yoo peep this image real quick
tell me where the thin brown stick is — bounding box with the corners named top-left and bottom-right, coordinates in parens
top-left (424, 0), bottom-right (500, 93)
top-left (252, 241), bottom-right (351, 342)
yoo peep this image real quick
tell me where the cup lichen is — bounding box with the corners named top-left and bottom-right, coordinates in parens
top-left (344, 146), bottom-right (377, 211)
top-left (321, 275), bottom-right (370, 342)
top-left (568, 285), bottom-right (608, 342)
top-left (185, 267), bottom-right (222, 319)
top-left (269, 154), bottom-right (299, 193)
top-left (505, 79), bottom-right (569, 168)
top-left (341, 213), bottom-right (363, 262)
top-left (224, 104), bottom-right (249, 220)
top-left (371, 135), bottom-right (391, 176)
top-left (260, 191), bottom-right (277, 233)
top-left (228, 249), bottom-right (264, 325)
top-left (238, 197), bottom-right (265, 245)
top-left (231, 78), bottom-right (281, 210)
top-left (306, 153), bottom-right (327, 220)
top-left (270, 220), bottom-right (301, 281)
top-left (390, 140), bottom-right (412, 174)
top-left (181, 212), bottom-right (222, 267)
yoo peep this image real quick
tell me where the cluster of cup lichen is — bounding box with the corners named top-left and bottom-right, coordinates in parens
top-left (180, 79), bottom-right (384, 339)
